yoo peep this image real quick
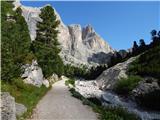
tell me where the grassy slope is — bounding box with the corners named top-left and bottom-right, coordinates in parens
top-left (1, 78), bottom-right (50, 119)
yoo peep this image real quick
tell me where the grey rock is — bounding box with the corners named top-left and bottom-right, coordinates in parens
top-left (48, 73), bottom-right (59, 85)
top-left (102, 92), bottom-right (160, 120)
top-left (13, 1), bottom-right (114, 67)
top-left (75, 80), bottom-right (103, 98)
top-left (21, 60), bottom-right (44, 87)
top-left (15, 103), bottom-right (27, 117)
top-left (1, 92), bottom-right (16, 120)
top-left (42, 79), bottom-right (50, 88)
top-left (132, 77), bottom-right (160, 98)
top-left (96, 56), bottom-right (137, 90)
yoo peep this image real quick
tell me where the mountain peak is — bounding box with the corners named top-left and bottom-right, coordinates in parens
top-left (14, 2), bottom-right (114, 66)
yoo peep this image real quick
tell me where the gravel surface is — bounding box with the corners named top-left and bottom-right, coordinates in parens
top-left (31, 80), bottom-right (98, 120)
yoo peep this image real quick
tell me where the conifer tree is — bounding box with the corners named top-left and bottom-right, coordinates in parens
top-left (1, 2), bottom-right (30, 81)
top-left (33, 5), bottom-right (64, 77)
top-left (132, 41), bottom-right (139, 55)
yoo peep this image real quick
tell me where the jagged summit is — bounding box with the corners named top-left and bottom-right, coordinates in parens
top-left (13, 1), bottom-right (114, 66)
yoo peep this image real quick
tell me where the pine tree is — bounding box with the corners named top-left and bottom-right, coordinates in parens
top-left (139, 39), bottom-right (146, 52)
top-left (33, 5), bottom-right (64, 77)
top-left (1, 2), bottom-right (30, 81)
top-left (132, 41), bottom-right (139, 55)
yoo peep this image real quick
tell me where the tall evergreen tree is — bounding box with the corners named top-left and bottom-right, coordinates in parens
top-left (139, 39), bottom-right (146, 52)
top-left (150, 30), bottom-right (160, 48)
top-left (139, 39), bottom-right (146, 47)
top-left (33, 5), bottom-right (64, 77)
top-left (1, 1), bottom-right (30, 81)
top-left (132, 41), bottom-right (139, 55)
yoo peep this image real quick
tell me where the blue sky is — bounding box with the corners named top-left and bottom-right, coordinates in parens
top-left (21, 1), bottom-right (160, 50)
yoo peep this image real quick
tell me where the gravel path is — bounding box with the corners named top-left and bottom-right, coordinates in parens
top-left (31, 79), bottom-right (98, 120)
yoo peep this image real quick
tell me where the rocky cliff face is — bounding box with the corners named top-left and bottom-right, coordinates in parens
top-left (13, 1), bottom-right (114, 66)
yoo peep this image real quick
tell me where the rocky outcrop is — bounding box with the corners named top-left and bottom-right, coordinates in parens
top-left (13, 1), bottom-right (114, 66)
top-left (21, 60), bottom-right (49, 87)
top-left (132, 77), bottom-right (160, 110)
top-left (15, 103), bottom-right (27, 117)
top-left (1, 92), bottom-right (27, 120)
top-left (132, 77), bottom-right (160, 98)
top-left (96, 56), bottom-right (137, 90)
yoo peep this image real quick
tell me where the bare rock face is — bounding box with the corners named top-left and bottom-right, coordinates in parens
top-left (96, 56), bottom-right (137, 90)
top-left (59, 24), bottom-right (114, 66)
top-left (13, 1), bottom-right (114, 66)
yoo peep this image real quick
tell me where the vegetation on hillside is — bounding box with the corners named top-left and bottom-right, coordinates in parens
top-left (114, 76), bottom-right (142, 95)
top-left (1, 79), bottom-right (50, 119)
top-left (114, 30), bottom-right (160, 110)
top-left (109, 30), bottom-right (160, 68)
top-left (129, 45), bottom-right (160, 80)
top-left (128, 45), bottom-right (160, 110)
top-left (1, 1), bottom-right (31, 82)
top-left (1, 1), bottom-right (50, 119)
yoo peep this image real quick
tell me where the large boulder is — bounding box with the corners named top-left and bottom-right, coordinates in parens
top-left (132, 77), bottom-right (160, 110)
top-left (96, 57), bottom-right (137, 90)
top-left (15, 103), bottom-right (27, 117)
top-left (21, 60), bottom-right (44, 87)
top-left (1, 92), bottom-right (16, 120)
top-left (1, 92), bottom-right (27, 120)
top-left (42, 79), bottom-right (50, 88)
top-left (132, 77), bottom-right (160, 97)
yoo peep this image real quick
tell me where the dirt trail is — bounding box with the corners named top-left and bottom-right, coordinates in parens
top-left (31, 79), bottom-right (98, 120)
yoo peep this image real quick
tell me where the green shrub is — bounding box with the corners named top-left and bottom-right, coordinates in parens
top-left (69, 88), bottom-right (82, 99)
top-left (65, 79), bottom-right (75, 87)
top-left (24, 52), bottom-right (36, 64)
top-left (114, 76), bottom-right (142, 95)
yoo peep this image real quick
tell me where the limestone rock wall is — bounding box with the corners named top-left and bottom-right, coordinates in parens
top-left (13, 1), bottom-right (114, 66)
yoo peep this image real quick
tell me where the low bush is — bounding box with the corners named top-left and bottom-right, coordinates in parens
top-left (114, 75), bottom-right (142, 95)
top-left (65, 79), bottom-right (75, 87)
top-left (1, 78), bottom-right (50, 119)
